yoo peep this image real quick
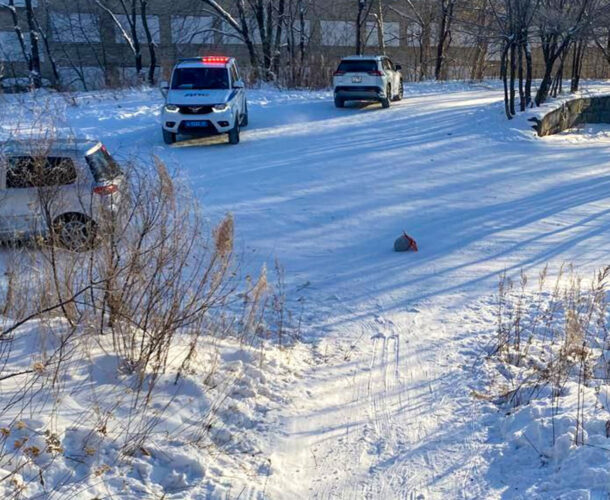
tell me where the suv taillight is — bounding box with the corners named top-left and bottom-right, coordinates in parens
top-left (333, 71), bottom-right (345, 76)
top-left (93, 184), bottom-right (118, 196)
top-left (368, 70), bottom-right (383, 76)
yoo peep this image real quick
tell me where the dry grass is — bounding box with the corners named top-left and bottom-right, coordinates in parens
top-left (0, 151), bottom-right (301, 497)
top-left (490, 265), bottom-right (610, 447)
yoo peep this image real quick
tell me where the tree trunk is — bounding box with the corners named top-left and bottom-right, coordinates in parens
top-left (140, 0), bottom-right (156, 85)
top-left (25, 0), bottom-right (42, 88)
top-left (376, 0), bottom-right (385, 54)
top-left (571, 41), bottom-right (585, 93)
top-left (524, 39), bottom-right (532, 107)
top-left (235, 0), bottom-right (261, 78)
top-left (509, 40), bottom-right (516, 117)
top-left (501, 43), bottom-right (512, 119)
top-left (435, 0), bottom-right (454, 81)
top-left (356, 0), bottom-right (365, 55)
top-left (272, 0), bottom-right (285, 78)
top-left (126, 1), bottom-right (142, 76)
top-left (518, 41), bottom-right (525, 112)
top-left (5, 0), bottom-right (31, 69)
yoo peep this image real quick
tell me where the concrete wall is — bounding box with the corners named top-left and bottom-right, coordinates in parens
top-left (531, 95), bottom-right (610, 137)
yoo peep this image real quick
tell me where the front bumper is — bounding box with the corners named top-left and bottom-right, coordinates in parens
top-left (334, 86), bottom-right (384, 102)
top-left (162, 108), bottom-right (235, 135)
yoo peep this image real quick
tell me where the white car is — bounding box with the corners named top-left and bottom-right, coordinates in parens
top-left (160, 56), bottom-right (248, 145)
top-left (0, 139), bottom-right (124, 250)
top-left (333, 55), bottom-right (404, 108)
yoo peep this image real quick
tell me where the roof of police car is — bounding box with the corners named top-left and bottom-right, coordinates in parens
top-left (177, 57), bottom-right (234, 68)
top-left (341, 55), bottom-right (385, 61)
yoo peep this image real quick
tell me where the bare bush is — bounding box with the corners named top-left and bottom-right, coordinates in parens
top-left (490, 265), bottom-right (610, 447)
top-left (0, 150), bottom-right (300, 496)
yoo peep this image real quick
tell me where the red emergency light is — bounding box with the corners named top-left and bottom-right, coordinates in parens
top-left (202, 56), bottom-right (230, 64)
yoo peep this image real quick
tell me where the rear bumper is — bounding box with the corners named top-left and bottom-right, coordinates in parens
top-left (334, 86), bottom-right (384, 101)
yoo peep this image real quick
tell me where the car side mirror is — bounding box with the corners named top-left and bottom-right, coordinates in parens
top-left (233, 79), bottom-right (245, 89)
top-left (395, 64), bottom-right (402, 71)
top-left (160, 80), bottom-right (169, 97)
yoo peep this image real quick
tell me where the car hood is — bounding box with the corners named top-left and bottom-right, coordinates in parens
top-left (166, 89), bottom-right (234, 105)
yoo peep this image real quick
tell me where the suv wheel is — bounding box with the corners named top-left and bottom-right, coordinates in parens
top-left (393, 80), bottom-right (404, 101)
top-left (228, 119), bottom-right (240, 145)
top-left (163, 129), bottom-right (176, 145)
top-left (53, 213), bottom-right (97, 251)
top-left (334, 97), bottom-right (345, 108)
top-left (381, 85), bottom-right (391, 109)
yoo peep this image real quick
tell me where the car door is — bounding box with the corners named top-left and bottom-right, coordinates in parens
top-left (387, 58), bottom-right (401, 94)
top-left (2, 156), bottom-right (44, 237)
top-left (2, 155), bottom-right (79, 238)
top-left (231, 63), bottom-right (246, 113)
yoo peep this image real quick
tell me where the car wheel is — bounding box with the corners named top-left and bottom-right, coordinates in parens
top-left (163, 129), bottom-right (176, 145)
top-left (241, 102), bottom-right (249, 127)
top-left (53, 213), bottom-right (97, 252)
top-left (381, 85), bottom-right (391, 108)
top-left (334, 97), bottom-right (345, 108)
top-left (393, 80), bottom-right (404, 101)
top-left (228, 119), bottom-right (240, 145)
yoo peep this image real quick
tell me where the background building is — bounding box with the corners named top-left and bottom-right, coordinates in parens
top-left (1, 0), bottom-right (609, 91)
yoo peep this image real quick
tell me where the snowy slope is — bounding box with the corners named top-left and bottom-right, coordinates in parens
top-left (2, 81), bottom-right (610, 498)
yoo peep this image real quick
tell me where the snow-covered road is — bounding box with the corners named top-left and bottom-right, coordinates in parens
top-left (3, 82), bottom-right (610, 498)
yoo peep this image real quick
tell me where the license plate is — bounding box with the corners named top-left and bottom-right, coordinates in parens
top-left (352, 76), bottom-right (362, 83)
top-left (184, 120), bottom-right (208, 128)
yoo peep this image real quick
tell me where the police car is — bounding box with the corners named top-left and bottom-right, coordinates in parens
top-left (160, 56), bottom-right (248, 145)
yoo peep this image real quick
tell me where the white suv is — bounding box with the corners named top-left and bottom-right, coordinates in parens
top-left (0, 139), bottom-right (124, 250)
top-left (160, 56), bottom-right (248, 145)
top-left (333, 55), bottom-right (404, 108)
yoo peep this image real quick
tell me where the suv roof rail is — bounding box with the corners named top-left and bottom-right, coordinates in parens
top-left (178, 57), bottom-right (204, 63)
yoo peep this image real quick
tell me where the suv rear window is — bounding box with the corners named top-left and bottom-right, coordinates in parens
top-left (171, 67), bottom-right (229, 90)
top-left (337, 60), bottom-right (378, 73)
top-left (6, 156), bottom-right (77, 188)
top-left (85, 146), bottom-right (122, 182)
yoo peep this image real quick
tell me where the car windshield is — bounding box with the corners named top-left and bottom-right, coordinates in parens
top-left (85, 146), bottom-right (122, 182)
top-left (337, 60), bottom-right (378, 73)
top-left (171, 67), bottom-right (229, 90)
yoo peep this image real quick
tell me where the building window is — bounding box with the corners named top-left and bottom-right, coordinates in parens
top-left (58, 66), bottom-right (105, 90)
top-left (172, 16), bottom-right (214, 45)
top-left (114, 15), bottom-right (160, 44)
top-left (321, 21), bottom-right (356, 47)
top-left (365, 21), bottom-right (400, 47)
top-left (222, 20), bottom-right (260, 45)
top-left (0, 31), bottom-right (44, 62)
top-left (50, 12), bottom-right (101, 43)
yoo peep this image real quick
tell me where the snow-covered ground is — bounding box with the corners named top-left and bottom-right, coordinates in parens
top-left (2, 81), bottom-right (610, 498)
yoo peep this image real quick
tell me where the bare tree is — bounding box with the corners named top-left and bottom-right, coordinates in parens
top-left (95, 0), bottom-right (144, 78)
top-left (0, 0), bottom-right (42, 87)
top-left (199, 0), bottom-right (284, 81)
top-left (534, 0), bottom-right (595, 105)
top-left (355, 0), bottom-right (375, 55)
top-left (391, 0), bottom-right (435, 80)
top-left (139, 0), bottom-right (157, 84)
top-left (435, 0), bottom-right (458, 80)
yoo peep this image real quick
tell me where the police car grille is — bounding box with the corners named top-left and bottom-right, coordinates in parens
top-left (179, 105), bottom-right (214, 115)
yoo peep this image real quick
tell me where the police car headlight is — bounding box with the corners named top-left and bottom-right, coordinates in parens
top-left (213, 104), bottom-right (229, 112)
top-left (164, 104), bottom-right (179, 113)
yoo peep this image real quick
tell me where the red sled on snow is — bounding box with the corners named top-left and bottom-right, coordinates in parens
top-left (394, 232), bottom-right (418, 252)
